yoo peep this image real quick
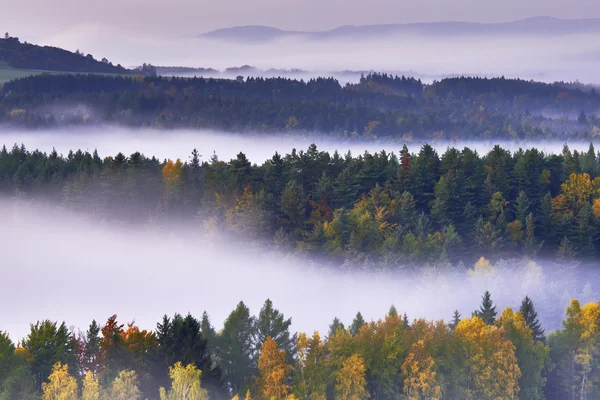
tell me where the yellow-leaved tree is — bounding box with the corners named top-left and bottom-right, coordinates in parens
top-left (162, 159), bottom-right (183, 185)
top-left (335, 354), bottom-right (369, 400)
top-left (258, 336), bottom-right (292, 400)
top-left (294, 332), bottom-right (327, 400)
top-left (41, 362), bottom-right (78, 400)
top-left (401, 340), bottom-right (442, 400)
top-left (560, 173), bottom-right (594, 213)
top-left (106, 370), bottom-right (141, 400)
top-left (453, 316), bottom-right (521, 400)
top-left (159, 362), bottom-right (208, 400)
top-left (82, 371), bottom-right (100, 400)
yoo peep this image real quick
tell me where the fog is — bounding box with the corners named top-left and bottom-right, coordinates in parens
top-left (2, 128), bottom-right (600, 342)
top-left (1, 198), bottom-right (595, 343)
top-left (1, 127), bottom-right (598, 165)
top-left (0, 21), bottom-right (585, 84)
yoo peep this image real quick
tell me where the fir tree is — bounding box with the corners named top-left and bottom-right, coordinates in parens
top-left (449, 310), bottom-right (461, 330)
top-left (388, 305), bottom-right (398, 318)
top-left (350, 312), bottom-right (366, 336)
top-left (515, 190), bottom-right (530, 225)
top-left (476, 291), bottom-right (497, 325)
top-left (255, 299), bottom-right (295, 358)
top-left (328, 317), bottom-right (345, 338)
top-left (519, 296), bottom-right (545, 342)
top-left (402, 313), bottom-right (410, 328)
top-left (556, 236), bottom-right (577, 262)
top-left (82, 320), bottom-right (101, 376)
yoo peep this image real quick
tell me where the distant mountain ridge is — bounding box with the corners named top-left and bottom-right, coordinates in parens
top-left (199, 17), bottom-right (600, 42)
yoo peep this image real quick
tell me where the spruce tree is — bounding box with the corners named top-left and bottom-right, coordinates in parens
top-left (519, 296), bottom-right (545, 342)
top-left (556, 236), bottom-right (577, 262)
top-left (402, 313), bottom-right (410, 328)
top-left (477, 291), bottom-right (497, 325)
top-left (449, 310), bottom-right (461, 330)
top-left (515, 190), bottom-right (530, 225)
top-left (200, 311), bottom-right (217, 355)
top-left (255, 299), bottom-right (295, 358)
top-left (388, 305), bottom-right (398, 317)
top-left (328, 317), bottom-right (345, 338)
top-left (350, 312), bottom-right (366, 336)
top-left (82, 320), bottom-right (101, 375)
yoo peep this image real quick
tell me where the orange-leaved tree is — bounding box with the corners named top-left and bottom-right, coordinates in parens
top-left (258, 336), bottom-right (292, 400)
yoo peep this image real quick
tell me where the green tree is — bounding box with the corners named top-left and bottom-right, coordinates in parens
top-left (349, 313), bottom-right (366, 336)
top-left (515, 190), bottom-right (531, 225)
top-left (216, 302), bottom-right (256, 395)
top-left (328, 318), bottom-right (345, 338)
top-left (22, 321), bottom-right (76, 389)
top-left (476, 291), bottom-right (497, 325)
top-left (520, 296), bottom-right (545, 342)
top-left (255, 299), bottom-right (295, 359)
top-left (281, 180), bottom-right (306, 231)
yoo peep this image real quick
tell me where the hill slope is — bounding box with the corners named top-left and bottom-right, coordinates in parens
top-left (0, 36), bottom-right (130, 74)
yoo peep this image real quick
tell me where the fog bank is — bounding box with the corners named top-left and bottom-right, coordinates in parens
top-left (1, 199), bottom-right (596, 342)
top-left (1, 128), bottom-right (598, 165)
top-left (29, 27), bottom-right (600, 84)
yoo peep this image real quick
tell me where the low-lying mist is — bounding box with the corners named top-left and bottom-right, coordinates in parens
top-left (29, 25), bottom-right (600, 84)
top-left (1, 198), bottom-right (596, 342)
top-left (1, 127), bottom-right (599, 165)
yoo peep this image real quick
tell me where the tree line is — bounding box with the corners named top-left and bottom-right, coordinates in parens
top-left (4, 142), bottom-right (600, 264)
top-left (1, 73), bottom-right (599, 138)
top-left (1, 293), bottom-right (599, 400)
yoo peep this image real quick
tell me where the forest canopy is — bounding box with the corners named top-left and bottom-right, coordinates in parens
top-left (0, 294), bottom-right (598, 400)
top-left (1, 72), bottom-right (599, 139)
top-left (3, 141), bottom-right (600, 264)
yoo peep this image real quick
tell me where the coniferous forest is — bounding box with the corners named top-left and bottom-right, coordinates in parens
top-left (1, 73), bottom-right (599, 139)
top-left (3, 142), bottom-right (600, 264)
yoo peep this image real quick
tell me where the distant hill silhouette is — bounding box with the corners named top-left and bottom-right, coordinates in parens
top-left (0, 35), bottom-right (131, 74)
top-left (198, 17), bottom-right (600, 43)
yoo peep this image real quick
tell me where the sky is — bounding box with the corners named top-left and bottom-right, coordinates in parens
top-left (2, 0), bottom-right (600, 40)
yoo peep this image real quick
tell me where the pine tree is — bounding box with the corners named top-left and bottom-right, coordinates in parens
top-left (476, 291), bottom-right (497, 325)
top-left (519, 296), bottom-right (545, 342)
top-left (349, 312), bottom-right (365, 336)
top-left (388, 305), bottom-right (398, 317)
top-left (403, 313), bottom-right (410, 328)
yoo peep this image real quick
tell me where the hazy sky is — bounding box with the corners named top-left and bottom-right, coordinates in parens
top-left (2, 0), bottom-right (600, 40)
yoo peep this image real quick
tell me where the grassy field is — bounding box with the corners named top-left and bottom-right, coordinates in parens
top-left (0, 62), bottom-right (137, 83)
top-left (0, 63), bottom-right (47, 82)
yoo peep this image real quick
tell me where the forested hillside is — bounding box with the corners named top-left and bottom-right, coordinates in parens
top-left (1, 294), bottom-right (598, 400)
top-left (1, 73), bottom-right (599, 138)
top-left (2, 142), bottom-right (600, 264)
top-left (0, 35), bottom-right (130, 74)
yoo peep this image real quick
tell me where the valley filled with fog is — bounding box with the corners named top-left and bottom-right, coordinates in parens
top-left (1, 128), bottom-right (598, 342)
top-left (29, 25), bottom-right (600, 84)
top-left (0, 197), bottom-right (595, 343)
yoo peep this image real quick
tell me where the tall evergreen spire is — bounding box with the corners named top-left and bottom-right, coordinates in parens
top-left (477, 291), bottom-right (497, 325)
top-left (520, 296), bottom-right (545, 342)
